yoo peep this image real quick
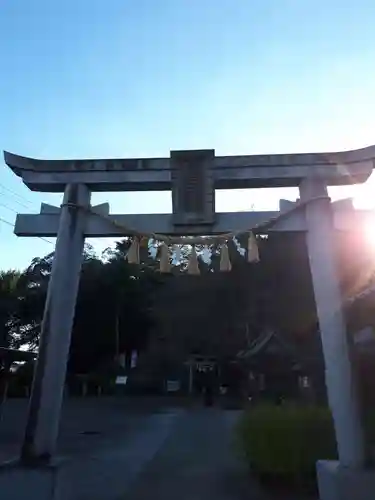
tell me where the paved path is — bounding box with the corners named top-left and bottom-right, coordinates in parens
top-left (1, 399), bottom-right (307, 499)
top-left (0, 397), bottom-right (182, 461)
top-left (64, 408), bottom-right (183, 500)
top-left (123, 408), bottom-right (264, 500)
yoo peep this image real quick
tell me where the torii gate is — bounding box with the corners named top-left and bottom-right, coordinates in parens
top-left (3, 147), bottom-right (375, 499)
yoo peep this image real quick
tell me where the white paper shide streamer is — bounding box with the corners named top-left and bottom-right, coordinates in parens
top-left (126, 237), bottom-right (140, 264)
top-left (247, 232), bottom-right (259, 263)
top-left (159, 243), bottom-right (171, 273)
top-left (219, 242), bottom-right (232, 271)
top-left (187, 246), bottom-right (200, 275)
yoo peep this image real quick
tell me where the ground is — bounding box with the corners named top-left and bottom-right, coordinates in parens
top-left (123, 408), bottom-right (252, 500)
top-left (0, 397), bottom-right (313, 500)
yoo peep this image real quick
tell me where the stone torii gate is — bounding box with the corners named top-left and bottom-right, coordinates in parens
top-left (3, 147), bottom-right (375, 499)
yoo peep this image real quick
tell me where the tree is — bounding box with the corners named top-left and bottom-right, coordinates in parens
top-left (2, 242), bottom-right (161, 380)
top-left (68, 256), bottom-right (160, 375)
top-left (2, 227), bottom-right (374, 397)
top-left (0, 270), bottom-right (22, 348)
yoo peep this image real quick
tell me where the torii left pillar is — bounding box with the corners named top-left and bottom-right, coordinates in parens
top-left (22, 183), bottom-right (91, 462)
top-left (0, 184), bottom-right (90, 498)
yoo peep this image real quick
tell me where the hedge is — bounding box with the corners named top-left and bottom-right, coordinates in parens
top-left (236, 404), bottom-right (338, 492)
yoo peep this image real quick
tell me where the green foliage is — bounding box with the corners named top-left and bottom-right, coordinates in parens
top-left (0, 242), bottom-right (162, 377)
top-left (364, 411), bottom-right (375, 454)
top-left (0, 270), bottom-right (22, 347)
top-left (2, 230), bottom-right (374, 398)
top-left (236, 404), bottom-right (337, 484)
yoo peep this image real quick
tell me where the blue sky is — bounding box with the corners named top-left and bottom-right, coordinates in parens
top-left (1, 0), bottom-right (375, 269)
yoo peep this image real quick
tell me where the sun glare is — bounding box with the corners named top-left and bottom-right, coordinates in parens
top-left (331, 173), bottom-right (375, 250)
top-left (363, 217), bottom-right (375, 249)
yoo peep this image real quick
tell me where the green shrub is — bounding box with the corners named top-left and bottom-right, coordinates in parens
top-left (236, 404), bottom-right (337, 487)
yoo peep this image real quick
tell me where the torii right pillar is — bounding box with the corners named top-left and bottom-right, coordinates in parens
top-left (299, 178), bottom-right (375, 500)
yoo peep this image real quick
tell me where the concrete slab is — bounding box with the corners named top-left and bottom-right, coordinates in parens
top-left (122, 409), bottom-right (255, 500)
top-left (0, 402), bottom-right (183, 500)
top-left (0, 459), bottom-right (70, 500)
top-left (317, 460), bottom-right (375, 500)
top-left (64, 410), bottom-right (182, 500)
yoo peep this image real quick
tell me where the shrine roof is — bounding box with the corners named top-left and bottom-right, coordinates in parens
top-left (237, 330), bottom-right (298, 359)
top-left (4, 145), bottom-right (374, 192)
top-left (0, 347), bottom-right (37, 363)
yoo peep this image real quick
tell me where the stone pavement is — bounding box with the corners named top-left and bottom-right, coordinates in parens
top-left (122, 408), bottom-right (267, 500)
top-left (0, 397), bottom-right (174, 461)
top-left (64, 408), bottom-right (183, 500)
top-left (0, 398), bottom-right (307, 499)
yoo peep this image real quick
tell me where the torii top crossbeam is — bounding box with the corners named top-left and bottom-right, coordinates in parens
top-left (5, 146), bottom-right (374, 237)
top-left (4, 145), bottom-right (374, 192)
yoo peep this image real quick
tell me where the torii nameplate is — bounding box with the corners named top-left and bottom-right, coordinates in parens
top-left (171, 149), bottom-right (215, 227)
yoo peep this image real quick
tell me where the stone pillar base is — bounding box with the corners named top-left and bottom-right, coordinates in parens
top-left (0, 459), bottom-right (70, 500)
top-left (317, 460), bottom-right (375, 500)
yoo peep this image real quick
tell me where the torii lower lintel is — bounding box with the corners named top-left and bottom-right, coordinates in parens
top-left (13, 200), bottom-right (373, 238)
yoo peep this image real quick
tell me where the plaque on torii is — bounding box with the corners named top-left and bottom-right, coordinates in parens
top-left (3, 145), bottom-right (374, 477)
top-left (170, 149), bottom-right (215, 228)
